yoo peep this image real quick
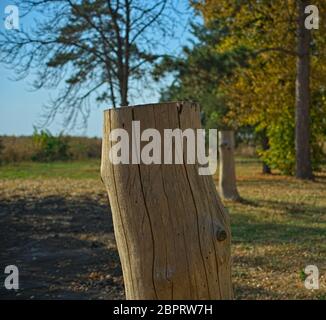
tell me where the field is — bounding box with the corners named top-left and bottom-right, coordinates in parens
top-left (0, 159), bottom-right (325, 300)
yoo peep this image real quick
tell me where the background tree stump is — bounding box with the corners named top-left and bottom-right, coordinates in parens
top-left (101, 102), bottom-right (233, 299)
top-left (218, 130), bottom-right (241, 201)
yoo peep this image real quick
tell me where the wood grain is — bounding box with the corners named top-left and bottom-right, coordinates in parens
top-left (101, 102), bottom-right (233, 299)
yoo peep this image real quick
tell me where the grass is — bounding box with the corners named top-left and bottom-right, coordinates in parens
top-left (219, 159), bottom-right (326, 299)
top-left (0, 160), bottom-right (101, 180)
top-left (0, 158), bottom-right (325, 299)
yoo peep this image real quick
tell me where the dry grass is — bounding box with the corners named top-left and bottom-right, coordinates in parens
top-left (0, 136), bottom-right (101, 163)
top-left (223, 160), bottom-right (326, 299)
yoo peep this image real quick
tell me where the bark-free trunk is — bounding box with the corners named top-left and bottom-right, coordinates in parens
top-left (101, 102), bottom-right (233, 300)
top-left (218, 131), bottom-right (240, 201)
top-left (295, 0), bottom-right (313, 180)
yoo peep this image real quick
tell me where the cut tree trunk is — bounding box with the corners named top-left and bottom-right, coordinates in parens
top-left (295, 0), bottom-right (313, 180)
top-left (101, 102), bottom-right (233, 300)
top-left (218, 130), bottom-right (240, 201)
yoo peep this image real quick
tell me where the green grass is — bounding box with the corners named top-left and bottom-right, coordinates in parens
top-left (0, 158), bottom-right (261, 180)
top-left (0, 160), bottom-right (101, 179)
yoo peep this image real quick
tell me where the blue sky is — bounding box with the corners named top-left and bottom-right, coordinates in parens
top-left (0, 0), bottom-right (195, 137)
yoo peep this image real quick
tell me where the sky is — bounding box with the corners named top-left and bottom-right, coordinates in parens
top-left (0, 0), bottom-right (195, 137)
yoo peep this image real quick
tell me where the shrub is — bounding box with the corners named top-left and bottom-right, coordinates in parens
top-left (258, 108), bottom-right (325, 175)
top-left (68, 137), bottom-right (101, 160)
top-left (32, 129), bottom-right (71, 162)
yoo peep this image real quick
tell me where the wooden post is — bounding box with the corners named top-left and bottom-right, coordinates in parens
top-left (101, 102), bottom-right (233, 299)
top-left (218, 130), bottom-right (241, 201)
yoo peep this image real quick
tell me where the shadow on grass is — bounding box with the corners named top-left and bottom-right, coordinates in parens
top-left (229, 181), bottom-right (326, 243)
top-left (0, 194), bottom-right (124, 300)
top-left (259, 198), bottom-right (326, 216)
top-left (239, 195), bottom-right (326, 217)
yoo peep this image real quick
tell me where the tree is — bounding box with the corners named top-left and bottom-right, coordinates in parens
top-left (197, 0), bottom-right (326, 179)
top-left (295, 0), bottom-right (312, 179)
top-left (153, 21), bottom-right (250, 200)
top-left (154, 21), bottom-right (250, 129)
top-left (0, 0), bottom-right (178, 129)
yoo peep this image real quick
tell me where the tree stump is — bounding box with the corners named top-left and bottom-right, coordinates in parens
top-left (218, 130), bottom-right (241, 201)
top-left (101, 102), bottom-right (233, 299)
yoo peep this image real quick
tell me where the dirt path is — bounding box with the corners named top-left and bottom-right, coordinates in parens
top-left (0, 179), bottom-right (124, 300)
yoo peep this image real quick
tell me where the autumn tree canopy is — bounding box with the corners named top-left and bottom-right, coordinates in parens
top-left (194, 0), bottom-right (326, 176)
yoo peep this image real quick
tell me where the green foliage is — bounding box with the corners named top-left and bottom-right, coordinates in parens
top-left (32, 129), bottom-right (71, 162)
top-left (258, 109), bottom-right (325, 175)
top-left (154, 22), bottom-right (251, 130)
top-left (299, 269), bottom-right (307, 282)
top-left (310, 89), bottom-right (326, 167)
top-left (257, 87), bottom-right (326, 175)
top-left (258, 112), bottom-right (296, 175)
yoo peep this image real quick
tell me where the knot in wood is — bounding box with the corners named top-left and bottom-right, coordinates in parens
top-left (216, 226), bottom-right (227, 242)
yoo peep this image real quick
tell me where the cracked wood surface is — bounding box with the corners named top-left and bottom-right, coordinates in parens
top-left (101, 102), bottom-right (233, 299)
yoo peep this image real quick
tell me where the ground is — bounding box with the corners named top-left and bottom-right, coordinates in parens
top-left (0, 159), bottom-right (325, 299)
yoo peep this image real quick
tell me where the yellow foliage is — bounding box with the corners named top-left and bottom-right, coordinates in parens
top-left (196, 0), bottom-right (326, 129)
